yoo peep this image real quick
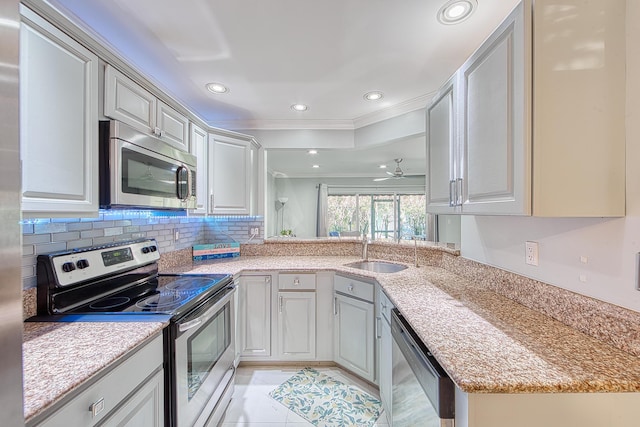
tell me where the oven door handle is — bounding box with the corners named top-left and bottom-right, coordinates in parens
top-left (178, 285), bottom-right (236, 333)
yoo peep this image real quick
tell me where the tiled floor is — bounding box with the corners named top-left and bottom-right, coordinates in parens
top-left (219, 365), bottom-right (389, 427)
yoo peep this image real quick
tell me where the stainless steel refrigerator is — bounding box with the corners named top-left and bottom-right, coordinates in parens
top-left (0, 0), bottom-right (25, 425)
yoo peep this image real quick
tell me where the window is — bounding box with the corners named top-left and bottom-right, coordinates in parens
top-left (327, 193), bottom-right (426, 240)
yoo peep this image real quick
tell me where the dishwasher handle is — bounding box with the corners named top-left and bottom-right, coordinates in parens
top-left (391, 308), bottom-right (455, 419)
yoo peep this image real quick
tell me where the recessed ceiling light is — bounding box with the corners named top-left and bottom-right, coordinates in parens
top-left (437, 0), bottom-right (477, 25)
top-left (308, 149), bottom-right (318, 155)
top-left (291, 104), bottom-right (309, 112)
top-left (312, 164), bottom-right (320, 168)
top-left (364, 91), bottom-right (384, 101)
top-left (205, 82), bottom-right (229, 94)
top-left (379, 164), bottom-right (387, 169)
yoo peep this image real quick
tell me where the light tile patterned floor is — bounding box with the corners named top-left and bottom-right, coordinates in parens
top-left (219, 366), bottom-right (389, 427)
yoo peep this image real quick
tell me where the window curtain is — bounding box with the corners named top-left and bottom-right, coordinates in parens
top-left (316, 183), bottom-right (328, 237)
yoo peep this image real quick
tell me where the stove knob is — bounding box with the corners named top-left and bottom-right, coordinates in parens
top-left (142, 247), bottom-right (150, 254)
top-left (76, 259), bottom-right (90, 269)
top-left (62, 262), bottom-right (76, 273)
top-left (149, 245), bottom-right (157, 252)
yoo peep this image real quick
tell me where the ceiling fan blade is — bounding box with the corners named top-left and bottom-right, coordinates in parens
top-left (386, 171), bottom-right (395, 176)
top-left (373, 177), bottom-right (391, 181)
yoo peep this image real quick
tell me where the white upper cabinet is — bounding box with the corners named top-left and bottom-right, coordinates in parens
top-left (104, 65), bottom-right (189, 151)
top-left (426, 74), bottom-right (458, 214)
top-left (103, 65), bottom-right (156, 135)
top-left (155, 100), bottom-right (189, 150)
top-left (189, 123), bottom-right (209, 214)
top-left (192, 128), bottom-right (262, 217)
top-left (20, 6), bottom-right (99, 217)
top-left (458, 3), bottom-right (529, 215)
top-left (426, 0), bottom-right (625, 217)
top-left (209, 132), bottom-right (252, 215)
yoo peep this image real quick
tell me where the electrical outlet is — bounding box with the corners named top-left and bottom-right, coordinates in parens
top-left (174, 229), bottom-right (180, 241)
top-left (525, 241), bottom-right (539, 266)
top-left (249, 227), bottom-right (260, 235)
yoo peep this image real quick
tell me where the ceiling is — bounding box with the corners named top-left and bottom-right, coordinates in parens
top-left (268, 135), bottom-right (426, 179)
top-left (49, 0), bottom-right (520, 130)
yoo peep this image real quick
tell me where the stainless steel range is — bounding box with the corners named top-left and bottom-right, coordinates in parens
top-left (31, 238), bottom-right (236, 427)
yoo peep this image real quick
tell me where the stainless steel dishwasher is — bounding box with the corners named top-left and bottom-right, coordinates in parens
top-left (391, 309), bottom-right (455, 427)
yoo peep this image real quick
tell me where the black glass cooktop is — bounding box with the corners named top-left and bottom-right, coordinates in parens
top-left (69, 274), bottom-right (232, 317)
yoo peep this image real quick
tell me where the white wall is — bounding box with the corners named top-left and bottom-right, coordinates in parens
top-left (460, 0), bottom-right (640, 313)
top-left (273, 178), bottom-right (319, 237)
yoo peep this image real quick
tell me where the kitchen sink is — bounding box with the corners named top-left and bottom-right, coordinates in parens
top-left (344, 261), bottom-right (408, 273)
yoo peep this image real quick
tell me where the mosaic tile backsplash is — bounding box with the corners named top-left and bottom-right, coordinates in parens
top-left (21, 211), bottom-right (263, 289)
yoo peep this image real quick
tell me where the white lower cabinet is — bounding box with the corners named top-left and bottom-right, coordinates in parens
top-left (35, 334), bottom-right (164, 427)
top-left (334, 275), bottom-right (375, 382)
top-left (376, 285), bottom-right (393, 422)
top-left (100, 370), bottom-right (164, 427)
top-left (238, 274), bottom-right (272, 358)
top-left (277, 291), bottom-right (316, 360)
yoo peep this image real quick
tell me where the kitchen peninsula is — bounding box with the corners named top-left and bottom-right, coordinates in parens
top-left (22, 238), bottom-right (640, 426)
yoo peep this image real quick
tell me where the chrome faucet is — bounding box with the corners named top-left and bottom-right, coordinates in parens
top-left (362, 234), bottom-right (369, 261)
top-left (412, 236), bottom-right (419, 268)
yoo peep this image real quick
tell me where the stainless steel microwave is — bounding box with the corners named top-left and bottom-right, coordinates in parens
top-left (99, 120), bottom-right (197, 210)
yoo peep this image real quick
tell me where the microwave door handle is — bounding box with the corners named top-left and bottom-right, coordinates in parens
top-left (176, 166), bottom-right (189, 201)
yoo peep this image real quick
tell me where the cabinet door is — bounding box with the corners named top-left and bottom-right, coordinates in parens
top-left (209, 134), bottom-right (251, 215)
top-left (156, 101), bottom-right (189, 150)
top-left (277, 292), bottom-right (316, 360)
top-left (238, 275), bottom-right (271, 358)
top-left (101, 370), bottom-right (164, 427)
top-left (379, 317), bottom-right (392, 420)
top-left (315, 271), bottom-right (334, 361)
top-left (334, 293), bottom-right (375, 382)
top-left (249, 140), bottom-right (264, 216)
top-left (426, 74), bottom-right (458, 214)
top-left (458, 2), bottom-right (530, 215)
top-left (20, 7), bottom-right (99, 217)
top-left (104, 65), bottom-right (156, 135)
top-left (189, 123), bottom-right (209, 214)
top-left (36, 335), bottom-right (163, 427)
top-left (376, 286), bottom-right (393, 420)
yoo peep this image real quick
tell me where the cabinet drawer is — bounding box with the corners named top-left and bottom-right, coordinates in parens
top-left (334, 275), bottom-right (374, 302)
top-left (38, 334), bottom-right (163, 427)
top-left (279, 273), bottom-right (316, 290)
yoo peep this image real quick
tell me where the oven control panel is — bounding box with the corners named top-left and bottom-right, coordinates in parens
top-left (49, 239), bottom-right (160, 287)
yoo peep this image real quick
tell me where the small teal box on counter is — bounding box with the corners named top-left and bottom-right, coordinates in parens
top-left (193, 243), bottom-right (240, 260)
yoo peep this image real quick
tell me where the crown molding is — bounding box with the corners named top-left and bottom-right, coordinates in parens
top-left (216, 119), bottom-right (356, 131)
top-left (352, 92), bottom-right (437, 129)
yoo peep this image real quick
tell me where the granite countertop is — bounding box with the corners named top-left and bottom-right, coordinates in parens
top-left (23, 321), bottom-right (167, 422)
top-left (166, 255), bottom-right (640, 394)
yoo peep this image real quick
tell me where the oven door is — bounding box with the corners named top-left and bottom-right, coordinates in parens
top-left (173, 285), bottom-right (236, 427)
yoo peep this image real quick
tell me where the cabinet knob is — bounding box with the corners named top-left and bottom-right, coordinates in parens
top-left (89, 397), bottom-right (105, 418)
top-left (348, 284), bottom-right (354, 292)
top-left (293, 278), bottom-right (300, 286)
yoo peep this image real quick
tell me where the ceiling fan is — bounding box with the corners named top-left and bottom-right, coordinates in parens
top-left (373, 158), bottom-right (422, 181)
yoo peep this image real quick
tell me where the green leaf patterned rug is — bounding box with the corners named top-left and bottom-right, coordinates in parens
top-left (269, 367), bottom-right (382, 427)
